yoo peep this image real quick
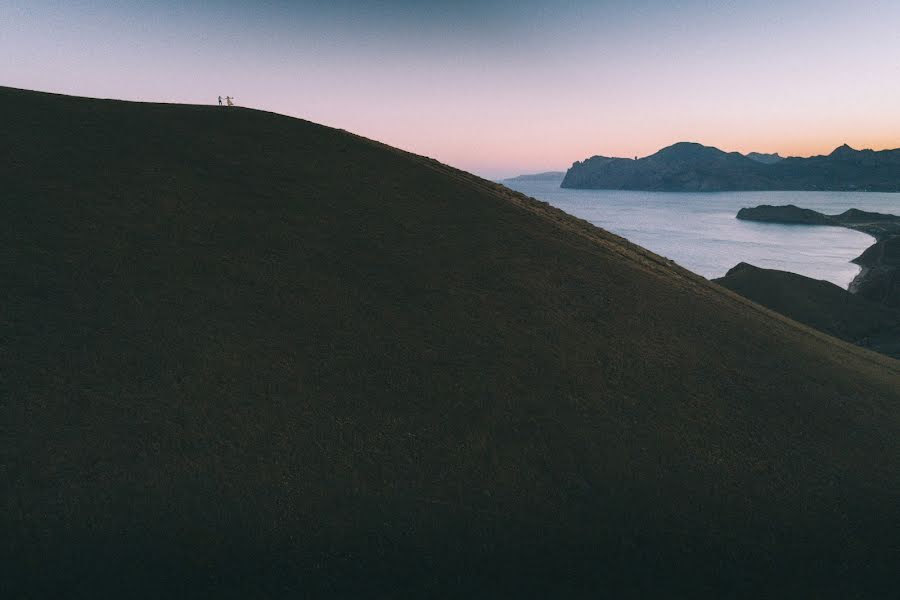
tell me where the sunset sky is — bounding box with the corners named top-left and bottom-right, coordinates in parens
top-left (3, 0), bottom-right (899, 179)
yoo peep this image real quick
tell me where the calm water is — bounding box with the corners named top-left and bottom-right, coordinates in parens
top-left (504, 180), bottom-right (900, 289)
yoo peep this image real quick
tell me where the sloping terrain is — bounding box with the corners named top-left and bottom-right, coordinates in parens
top-left (852, 236), bottom-right (900, 307)
top-left (746, 151), bottom-right (783, 164)
top-left (714, 263), bottom-right (900, 358)
top-left (2, 86), bottom-right (900, 598)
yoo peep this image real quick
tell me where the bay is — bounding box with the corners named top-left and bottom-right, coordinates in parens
top-left (503, 180), bottom-right (900, 289)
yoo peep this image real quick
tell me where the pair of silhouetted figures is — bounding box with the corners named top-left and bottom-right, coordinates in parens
top-left (217, 96), bottom-right (234, 107)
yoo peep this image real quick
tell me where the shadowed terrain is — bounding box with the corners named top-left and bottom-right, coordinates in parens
top-left (738, 205), bottom-right (900, 306)
top-left (714, 263), bottom-right (900, 359)
top-left (2, 86), bottom-right (900, 598)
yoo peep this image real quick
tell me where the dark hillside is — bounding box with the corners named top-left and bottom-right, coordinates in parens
top-left (2, 86), bottom-right (900, 598)
top-left (852, 236), bottom-right (900, 306)
top-left (714, 263), bottom-right (900, 358)
top-left (736, 205), bottom-right (900, 306)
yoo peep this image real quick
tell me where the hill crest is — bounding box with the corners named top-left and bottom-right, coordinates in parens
top-left (3, 85), bottom-right (900, 597)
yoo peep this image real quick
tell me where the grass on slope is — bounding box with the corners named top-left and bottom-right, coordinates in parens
top-left (715, 262), bottom-right (900, 358)
top-left (2, 86), bottom-right (900, 598)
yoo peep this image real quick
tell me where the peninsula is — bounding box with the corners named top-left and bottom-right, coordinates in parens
top-left (736, 205), bottom-right (900, 307)
top-left (715, 263), bottom-right (900, 359)
top-left (562, 142), bottom-right (900, 192)
top-left (503, 170), bottom-right (565, 182)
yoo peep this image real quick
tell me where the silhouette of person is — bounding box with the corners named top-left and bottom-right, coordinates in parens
top-left (218, 96), bottom-right (222, 106)
top-left (226, 96), bottom-right (234, 107)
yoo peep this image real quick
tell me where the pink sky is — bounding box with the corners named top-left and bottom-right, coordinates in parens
top-left (2, 1), bottom-right (898, 179)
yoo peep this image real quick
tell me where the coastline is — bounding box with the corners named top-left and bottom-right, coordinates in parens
top-left (736, 205), bottom-right (900, 306)
top-left (503, 181), bottom-right (878, 289)
top-left (848, 229), bottom-right (878, 295)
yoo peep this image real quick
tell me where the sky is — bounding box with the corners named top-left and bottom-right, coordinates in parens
top-left (2, 0), bottom-right (899, 179)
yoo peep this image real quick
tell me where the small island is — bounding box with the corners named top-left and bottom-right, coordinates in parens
top-left (736, 205), bottom-right (900, 237)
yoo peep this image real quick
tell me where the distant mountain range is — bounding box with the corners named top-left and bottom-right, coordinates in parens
top-left (562, 142), bottom-right (900, 192)
top-left (504, 170), bottom-right (565, 182)
top-left (745, 152), bottom-right (783, 164)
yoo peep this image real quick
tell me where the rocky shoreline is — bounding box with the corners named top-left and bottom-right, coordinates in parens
top-left (736, 205), bottom-right (900, 307)
top-left (722, 205), bottom-right (900, 359)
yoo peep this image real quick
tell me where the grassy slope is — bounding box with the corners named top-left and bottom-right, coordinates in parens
top-left (2, 86), bottom-right (900, 598)
top-left (714, 262), bottom-right (900, 358)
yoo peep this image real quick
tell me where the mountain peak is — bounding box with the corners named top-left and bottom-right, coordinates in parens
top-left (746, 151), bottom-right (783, 164)
top-left (562, 139), bottom-right (900, 191)
top-left (651, 141), bottom-right (727, 161)
top-left (829, 143), bottom-right (858, 158)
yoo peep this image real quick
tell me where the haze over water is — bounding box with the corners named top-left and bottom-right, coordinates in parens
top-left (504, 180), bottom-right (898, 289)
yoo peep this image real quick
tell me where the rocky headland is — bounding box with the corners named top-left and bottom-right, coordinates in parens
top-left (562, 142), bottom-right (900, 192)
top-left (504, 170), bottom-right (565, 182)
top-left (722, 205), bottom-right (900, 358)
top-left (715, 262), bottom-right (900, 359)
top-left (736, 205), bottom-right (900, 307)
top-left (735, 204), bottom-right (835, 225)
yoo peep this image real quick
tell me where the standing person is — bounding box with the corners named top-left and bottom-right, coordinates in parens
top-left (218, 96), bottom-right (222, 106)
top-left (226, 96), bottom-right (234, 107)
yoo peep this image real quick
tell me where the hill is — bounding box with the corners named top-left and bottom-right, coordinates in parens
top-left (851, 236), bottom-right (900, 307)
top-left (714, 263), bottom-right (900, 358)
top-left (503, 170), bottom-right (565, 182)
top-left (3, 86), bottom-right (900, 598)
top-left (562, 141), bottom-right (900, 191)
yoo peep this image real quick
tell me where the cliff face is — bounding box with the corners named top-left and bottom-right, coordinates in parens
top-left (562, 142), bottom-right (768, 191)
top-left (562, 142), bottom-right (900, 191)
top-left (851, 236), bottom-right (900, 307)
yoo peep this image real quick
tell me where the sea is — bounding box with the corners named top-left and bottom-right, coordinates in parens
top-left (503, 179), bottom-right (900, 289)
